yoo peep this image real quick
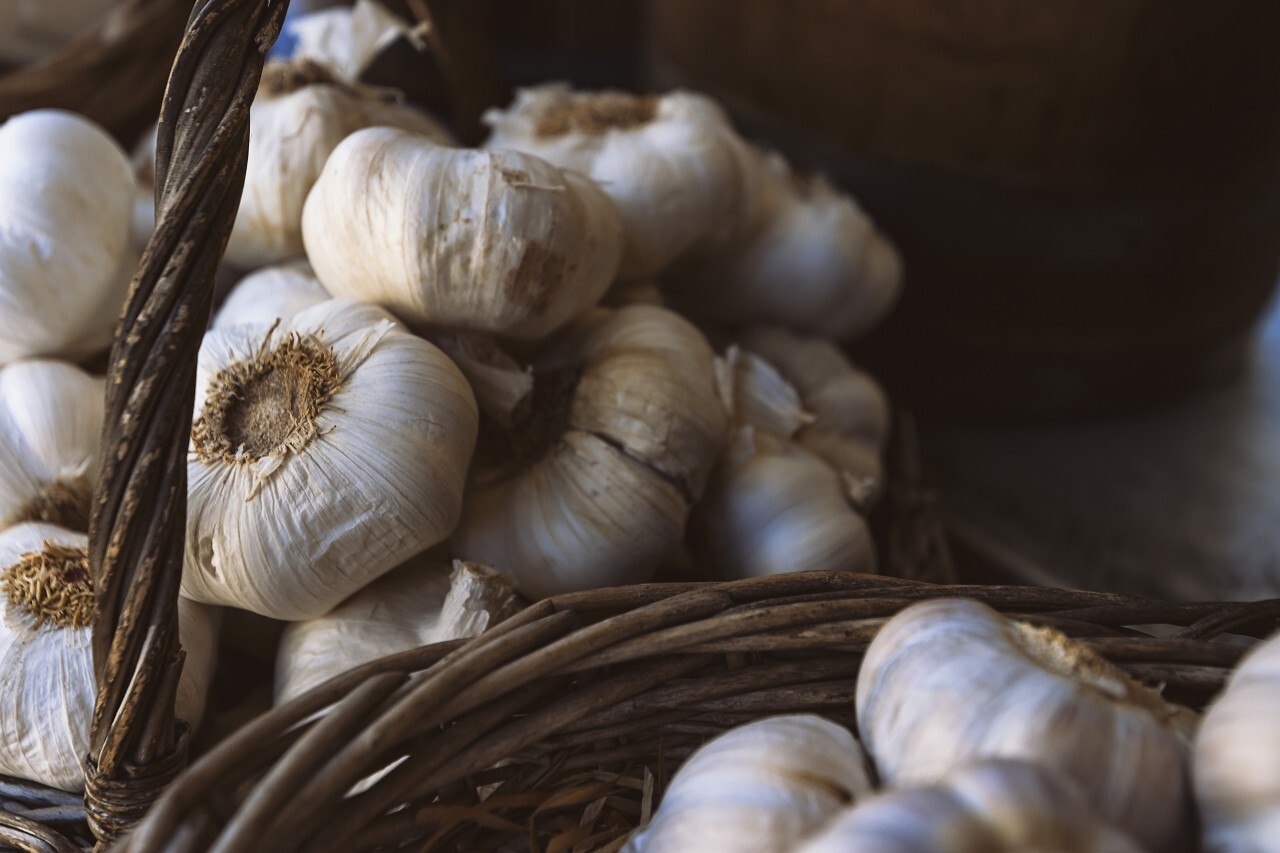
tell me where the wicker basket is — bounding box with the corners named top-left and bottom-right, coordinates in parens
top-left (0, 2), bottom-right (1277, 851)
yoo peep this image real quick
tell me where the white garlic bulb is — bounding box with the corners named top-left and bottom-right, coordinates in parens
top-left (303, 127), bottom-right (623, 340)
top-left (182, 299), bottom-right (478, 620)
top-left (0, 522), bottom-right (218, 791)
top-left (0, 360), bottom-right (103, 534)
top-left (275, 558), bottom-right (517, 704)
top-left (0, 0), bottom-right (116, 65)
top-left (665, 148), bottom-right (903, 341)
top-left (622, 714), bottom-right (874, 853)
top-left (212, 260), bottom-right (330, 329)
top-left (482, 84), bottom-right (757, 278)
top-left (1196, 631), bottom-right (1280, 852)
top-left (857, 598), bottom-right (1195, 851)
top-left (452, 305), bottom-right (727, 598)
top-left (0, 110), bottom-right (136, 365)
top-left (286, 0), bottom-right (414, 82)
top-left (795, 759), bottom-right (1143, 853)
top-left (738, 326), bottom-right (890, 503)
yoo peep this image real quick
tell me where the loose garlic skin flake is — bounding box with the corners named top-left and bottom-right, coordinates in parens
top-left (212, 261), bottom-right (330, 330)
top-left (795, 759), bottom-right (1142, 853)
top-left (0, 523), bottom-right (218, 792)
top-left (0, 360), bottom-right (103, 533)
top-left (303, 127), bottom-right (623, 340)
top-left (0, 110), bottom-right (135, 365)
top-left (453, 305), bottom-right (726, 598)
top-left (483, 84), bottom-right (756, 278)
top-left (1196, 631), bottom-right (1280, 852)
top-left (857, 598), bottom-right (1194, 852)
top-left (182, 299), bottom-right (478, 620)
top-left (623, 715), bottom-right (874, 853)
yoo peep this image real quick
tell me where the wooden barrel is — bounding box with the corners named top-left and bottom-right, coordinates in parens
top-left (649, 0), bottom-right (1280, 419)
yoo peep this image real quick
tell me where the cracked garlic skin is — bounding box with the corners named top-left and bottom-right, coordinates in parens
top-left (452, 304), bottom-right (727, 599)
top-left (303, 126), bottom-right (623, 340)
top-left (623, 714), bottom-right (874, 853)
top-left (795, 759), bottom-right (1142, 853)
top-left (666, 147), bottom-right (903, 341)
top-left (482, 84), bottom-right (756, 279)
top-left (0, 523), bottom-right (218, 791)
top-left (0, 360), bottom-right (102, 534)
top-left (0, 110), bottom-right (135, 365)
top-left (1196, 631), bottom-right (1280, 852)
top-left (857, 598), bottom-right (1195, 852)
top-left (212, 260), bottom-right (330, 329)
top-left (276, 558), bottom-right (516, 704)
top-left (182, 299), bottom-right (478, 620)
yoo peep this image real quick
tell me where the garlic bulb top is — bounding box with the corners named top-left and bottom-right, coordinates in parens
top-left (483, 84), bottom-right (757, 279)
top-left (0, 110), bottom-right (135, 365)
top-left (182, 299), bottom-right (478, 620)
top-left (212, 260), bottom-right (331, 330)
top-left (624, 715), bottom-right (873, 853)
top-left (275, 558), bottom-right (517, 704)
top-left (304, 127), bottom-right (624, 340)
top-left (452, 305), bottom-right (727, 598)
top-left (665, 148), bottom-right (903, 341)
top-left (0, 0), bottom-right (116, 64)
top-left (1195, 630), bottom-right (1280, 852)
top-left (794, 759), bottom-right (1142, 853)
top-left (0, 360), bottom-right (103, 534)
top-left (0, 523), bottom-right (218, 791)
top-left (856, 598), bottom-right (1195, 852)
top-left (286, 0), bottom-right (413, 82)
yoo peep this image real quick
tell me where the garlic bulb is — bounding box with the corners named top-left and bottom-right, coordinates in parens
top-left (482, 84), bottom-right (757, 278)
top-left (0, 522), bottom-right (218, 791)
top-left (303, 127), bottom-right (623, 340)
top-left (622, 714), bottom-right (874, 853)
top-left (0, 360), bottom-right (103, 534)
top-left (795, 759), bottom-right (1142, 853)
top-left (665, 148), bottom-right (903, 341)
top-left (276, 558), bottom-right (517, 704)
top-left (856, 598), bottom-right (1195, 851)
top-left (452, 305), bottom-right (727, 598)
top-left (0, 110), bottom-right (136, 364)
top-left (738, 326), bottom-right (890, 503)
top-left (212, 260), bottom-right (330, 329)
top-left (182, 299), bottom-right (478, 620)
top-left (0, 0), bottom-right (116, 64)
top-left (1195, 630), bottom-right (1280, 852)
top-left (286, 0), bottom-right (415, 82)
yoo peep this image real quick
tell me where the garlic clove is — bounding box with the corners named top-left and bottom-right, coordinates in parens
top-left (423, 331), bottom-right (534, 429)
top-left (714, 346), bottom-right (815, 441)
top-left (0, 360), bottom-right (103, 533)
top-left (0, 522), bottom-right (218, 791)
top-left (482, 84), bottom-right (758, 278)
top-left (0, 110), bottom-right (135, 365)
top-left (275, 557), bottom-right (517, 705)
top-left (303, 127), bottom-right (624, 340)
top-left (452, 305), bottom-right (726, 598)
top-left (622, 714), bottom-right (874, 853)
top-left (212, 260), bottom-right (331, 330)
top-left (285, 0), bottom-right (415, 83)
top-left (1195, 630), bottom-right (1280, 852)
top-left (183, 299), bottom-right (478, 620)
top-left (856, 598), bottom-right (1194, 852)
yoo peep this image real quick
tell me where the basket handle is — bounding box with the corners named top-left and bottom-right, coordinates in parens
top-left (84, 0), bottom-right (289, 846)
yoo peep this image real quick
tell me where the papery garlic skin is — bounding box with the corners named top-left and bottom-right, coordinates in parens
top-left (453, 305), bottom-right (726, 598)
top-left (856, 598), bottom-right (1194, 852)
top-left (665, 149), bottom-right (903, 341)
top-left (182, 299), bottom-right (478, 620)
top-left (0, 110), bottom-right (135, 364)
top-left (0, 360), bottom-right (103, 533)
top-left (623, 714), bottom-right (873, 853)
top-left (0, 523), bottom-right (218, 792)
top-left (286, 0), bottom-right (412, 82)
top-left (212, 261), bottom-right (330, 329)
top-left (276, 558), bottom-right (516, 704)
top-left (304, 127), bottom-right (623, 340)
top-left (0, 0), bottom-right (116, 64)
top-left (483, 84), bottom-right (756, 278)
top-left (1196, 631), bottom-right (1280, 852)
top-left (795, 759), bottom-right (1142, 853)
